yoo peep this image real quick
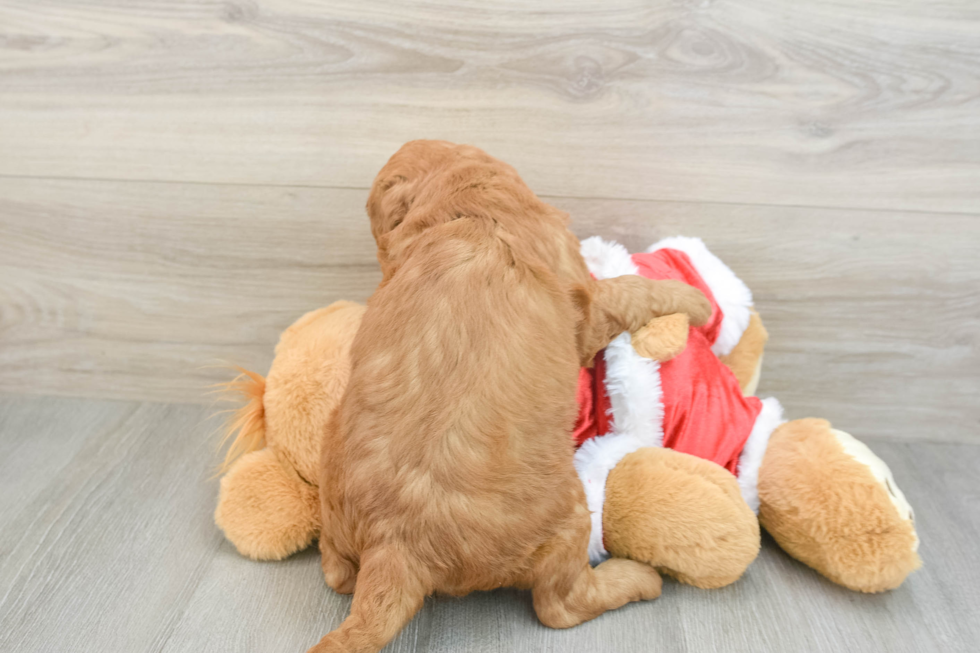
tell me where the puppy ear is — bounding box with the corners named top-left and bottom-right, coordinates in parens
top-left (367, 175), bottom-right (419, 283)
top-left (568, 284), bottom-right (594, 367)
top-left (367, 175), bottom-right (414, 239)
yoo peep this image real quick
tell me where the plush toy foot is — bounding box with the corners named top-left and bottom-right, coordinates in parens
top-left (603, 447), bottom-right (760, 589)
top-left (758, 419), bottom-right (921, 593)
top-left (215, 448), bottom-right (320, 560)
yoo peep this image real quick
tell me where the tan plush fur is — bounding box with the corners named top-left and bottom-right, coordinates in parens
top-left (603, 447), bottom-right (760, 589)
top-left (719, 308), bottom-right (768, 394)
top-left (214, 301), bottom-right (365, 560)
top-left (758, 418), bottom-right (922, 593)
top-left (216, 368), bottom-right (266, 474)
top-left (265, 301), bottom-right (365, 484)
top-left (308, 141), bottom-right (713, 653)
top-left (632, 313), bottom-right (689, 362)
top-left (215, 448), bottom-right (321, 560)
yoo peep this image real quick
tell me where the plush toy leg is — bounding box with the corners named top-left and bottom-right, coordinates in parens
top-left (758, 419), bottom-right (921, 592)
top-left (215, 448), bottom-right (321, 561)
top-left (603, 447), bottom-right (760, 589)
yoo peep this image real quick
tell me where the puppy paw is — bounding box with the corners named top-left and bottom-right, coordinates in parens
top-left (672, 282), bottom-right (712, 326)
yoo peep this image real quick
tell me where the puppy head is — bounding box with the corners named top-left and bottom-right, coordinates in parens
top-left (366, 140), bottom-right (454, 279)
top-left (366, 140), bottom-right (514, 281)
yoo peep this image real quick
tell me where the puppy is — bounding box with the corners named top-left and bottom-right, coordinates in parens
top-left (309, 141), bottom-right (711, 652)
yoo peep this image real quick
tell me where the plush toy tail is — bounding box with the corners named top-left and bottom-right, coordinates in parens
top-left (214, 367), bottom-right (267, 474)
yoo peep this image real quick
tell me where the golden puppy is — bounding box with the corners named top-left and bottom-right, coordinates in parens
top-left (309, 141), bottom-right (711, 653)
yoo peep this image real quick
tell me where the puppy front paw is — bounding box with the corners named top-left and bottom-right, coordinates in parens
top-left (651, 280), bottom-right (711, 326)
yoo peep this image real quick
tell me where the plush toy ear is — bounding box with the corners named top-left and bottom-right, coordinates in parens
top-left (215, 448), bottom-right (320, 561)
top-left (632, 313), bottom-right (689, 362)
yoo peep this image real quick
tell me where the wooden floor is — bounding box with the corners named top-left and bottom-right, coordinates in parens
top-left (2, 0), bottom-right (979, 651)
top-left (0, 395), bottom-right (978, 653)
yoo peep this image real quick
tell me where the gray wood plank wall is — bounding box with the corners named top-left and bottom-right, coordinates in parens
top-left (1, 2), bottom-right (977, 446)
top-left (2, 179), bottom-right (977, 442)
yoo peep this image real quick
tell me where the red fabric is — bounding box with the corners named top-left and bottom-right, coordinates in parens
top-left (573, 351), bottom-right (612, 447)
top-left (658, 328), bottom-right (762, 475)
top-left (572, 248), bottom-right (762, 476)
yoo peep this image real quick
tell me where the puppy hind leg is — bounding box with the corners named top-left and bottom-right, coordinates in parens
top-left (307, 545), bottom-right (427, 653)
top-left (319, 533), bottom-right (357, 595)
top-left (531, 508), bottom-right (662, 629)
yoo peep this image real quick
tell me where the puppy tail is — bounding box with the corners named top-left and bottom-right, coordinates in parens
top-left (213, 367), bottom-right (267, 474)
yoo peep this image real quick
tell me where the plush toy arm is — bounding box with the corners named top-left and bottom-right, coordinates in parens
top-left (578, 276), bottom-right (711, 364)
top-left (631, 313), bottom-right (689, 362)
top-left (719, 309), bottom-right (768, 395)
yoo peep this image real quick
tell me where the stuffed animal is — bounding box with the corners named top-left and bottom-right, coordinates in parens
top-left (215, 236), bottom-right (921, 594)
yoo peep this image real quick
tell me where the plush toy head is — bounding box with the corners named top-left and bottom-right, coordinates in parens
top-left (214, 301), bottom-right (364, 560)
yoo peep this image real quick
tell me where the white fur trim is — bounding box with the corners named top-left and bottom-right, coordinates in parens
top-left (603, 333), bottom-right (664, 448)
top-left (577, 238), bottom-right (665, 563)
top-left (580, 236), bottom-right (639, 279)
top-left (578, 237), bottom-right (664, 448)
top-left (574, 433), bottom-right (649, 563)
top-left (736, 397), bottom-right (785, 513)
top-left (578, 237), bottom-right (665, 447)
top-left (647, 236), bottom-right (753, 357)
top-left (576, 333), bottom-right (664, 563)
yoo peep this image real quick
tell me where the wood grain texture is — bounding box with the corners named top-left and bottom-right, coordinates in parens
top-left (1, 395), bottom-right (978, 652)
top-left (2, 177), bottom-right (977, 443)
top-left (0, 177), bottom-right (382, 404)
top-left (0, 396), bottom-right (224, 653)
top-left (1, 0), bottom-right (979, 212)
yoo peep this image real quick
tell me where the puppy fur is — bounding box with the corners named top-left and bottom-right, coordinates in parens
top-left (309, 141), bottom-right (711, 653)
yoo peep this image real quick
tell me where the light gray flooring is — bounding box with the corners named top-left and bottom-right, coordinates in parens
top-left (1, 394), bottom-right (978, 653)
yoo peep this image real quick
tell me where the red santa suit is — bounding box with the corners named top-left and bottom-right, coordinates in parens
top-left (573, 237), bottom-right (785, 563)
